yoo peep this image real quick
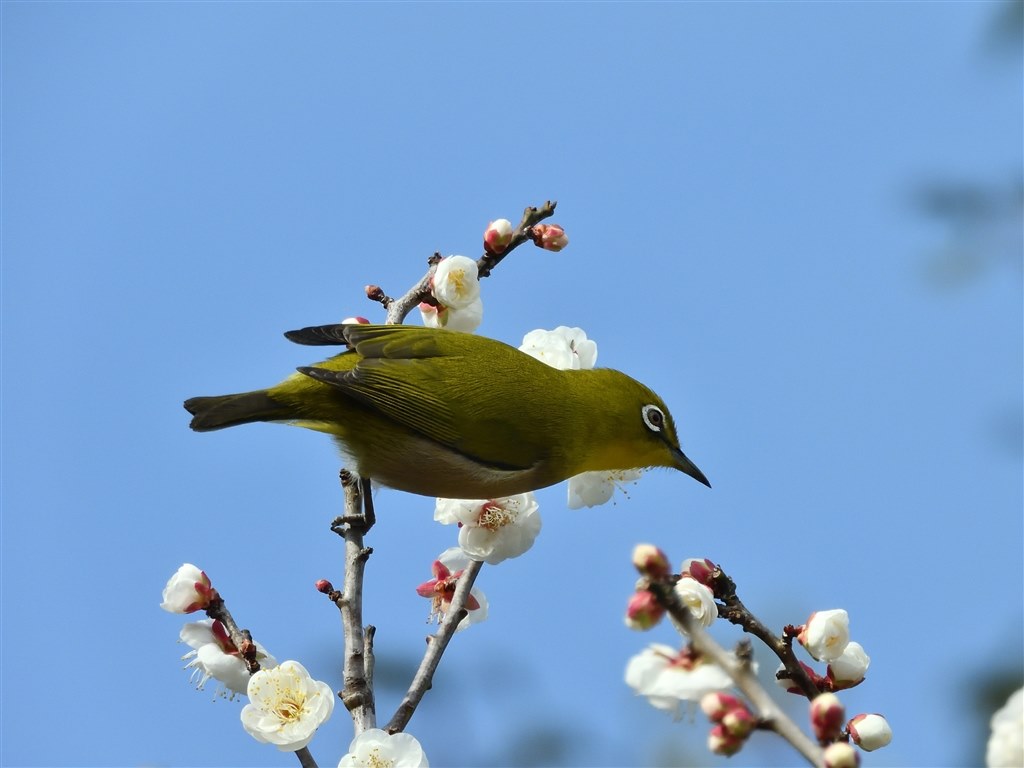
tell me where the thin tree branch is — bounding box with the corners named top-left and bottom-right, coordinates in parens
top-left (646, 579), bottom-right (824, 768)
top-left (712, 568), bottom-right (822, 700)
top-left (385, 559), bottom-right (484, 733)
top-left (331, 472), bottom-right (376, 733)
top-left (205, 598), bottom-right (261, 674)
top-left (372, 200), bottom-right (558, 324)
top-left (476, 200), bottom-right (557, 278)
top-left (207, 596), bottom-right (321, 768)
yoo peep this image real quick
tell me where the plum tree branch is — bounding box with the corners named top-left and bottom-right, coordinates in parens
top-left (645, 578), bottom-right (824, 767)
top-left (368, 201), bottom-right (558, 324)
top-left (330, 472), bottom-right (376, 733)
top-left (385, 559), bottom-right (484, 733)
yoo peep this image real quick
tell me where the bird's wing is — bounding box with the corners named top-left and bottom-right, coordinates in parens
top-left (299, 325), bottom-right (541, 471)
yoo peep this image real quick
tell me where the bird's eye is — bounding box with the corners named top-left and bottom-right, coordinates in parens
top-left (641, 404), bottom-right (665, 433)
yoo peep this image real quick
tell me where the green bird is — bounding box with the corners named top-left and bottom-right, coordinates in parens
top-left (184, 324), bottom-right (709, 498)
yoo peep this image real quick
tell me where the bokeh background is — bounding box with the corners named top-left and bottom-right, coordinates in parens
top-left (2, 2), bottom-right (1021, 766)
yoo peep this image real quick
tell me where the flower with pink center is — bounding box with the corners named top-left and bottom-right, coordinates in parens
top-left (415, 547), bottom-right (487, 631)
top-left (434, 494), bottom-right (541, 565)
top-left (625, 643), bottom-right (736, 720)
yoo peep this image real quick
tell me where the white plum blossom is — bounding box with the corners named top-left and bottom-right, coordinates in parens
top-left (520, 326), bottom-right (643, 508)
top-left (673, 576), bottom-right (718, 628)
top-left (434, 493), bottom-right (541, 565)
top-left (419, 297), bottom-right (483, 333)
top-left (241, 660), bottom-right (334, 752)
top-left (987, 687), bottom-right (1024, 768)
top-left (827, 640), bottom-right (870, 688)
top-left (798, 609), bottom-right (850, 662)
top-left (160, 563), bottom-right (217, 613)
top-left (625, 643), bottom-right (735, 720)
top-left (338, 728), bottom-right (429, 767)
top-left (431, 255), bottom-right (480, 310)
top-left (519, 326), bottom-right (597, 370)
top-left (180, 619), bottom-right (276, 699)
top-left (567, 468), bottom-right (643, 509)
top-left (847, 713), bottom-right (892, 751)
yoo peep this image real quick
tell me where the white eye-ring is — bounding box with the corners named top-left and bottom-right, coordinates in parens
top-left (642, 404), bottom-right (665, 433)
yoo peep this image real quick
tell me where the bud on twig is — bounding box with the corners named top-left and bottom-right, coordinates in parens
top-left (530, 223), bottom-right (569, 251)
top-left (632, 544), bottom-right (671, 579)
top-left (810, 692), bottom-right (846, 741)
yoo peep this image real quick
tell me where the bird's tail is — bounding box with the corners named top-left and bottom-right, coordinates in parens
top-left (184, 391), bottom-right (293, 432)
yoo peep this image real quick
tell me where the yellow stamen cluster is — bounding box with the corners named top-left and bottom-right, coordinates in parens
top-left (251, 672), bottom-right (308, 724)
top-left (365, 746), bottom-right (393, 768)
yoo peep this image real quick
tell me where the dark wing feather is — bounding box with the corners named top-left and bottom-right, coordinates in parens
top-left (298, 325), bottom-right (551, 471)
top-left (299, 359), bottom-right (462, 447)
top-left (285, 324), bottom-right (354, 346)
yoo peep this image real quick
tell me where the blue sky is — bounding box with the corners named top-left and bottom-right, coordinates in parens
top-left (2, 2), bottom-right (1021, 766)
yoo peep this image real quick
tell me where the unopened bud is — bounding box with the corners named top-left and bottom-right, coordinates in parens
top-left (722, 706), bottom-right (756, 738)
top-left (700, 691), bottom-right (743, 722)
top-left (342, 316), bottom-right (370, 325)
top-left (680, 557), bottom-right (717, 589)
top-left (810, 692), bottom-right (846, 741)
top-left (315, 579), bottom-right (335, 594)
top-left (823, 742), bottom-right (861, 768)
top-left (483, 218), bottom-right (514, 255)
top-left (827, 641), bottom-right (870, 689)
top-left (632, 543), bottom-right (671, 579)
top-left (848, 713), bottom-right (892, 751)
top-left (531, 223), bottom-right (569, 252)
top-left (624, 590), bottom-right (664, 630)
top-left (708, 724), bottom-right (744, 756)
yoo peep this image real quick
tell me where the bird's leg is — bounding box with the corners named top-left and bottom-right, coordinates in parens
top-left (332, 469), bottom-right (376, 535)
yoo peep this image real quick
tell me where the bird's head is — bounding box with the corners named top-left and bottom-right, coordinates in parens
top-left (587, 371), bottom-right (710, 488)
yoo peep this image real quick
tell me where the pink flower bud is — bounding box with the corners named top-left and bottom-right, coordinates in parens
top-left (531, 223), bottom-right (569, 252)
top-left (483, 218), bottom-right (514, 255)
top-left (315, 579), bottom-right (334, 594)
top-left (700, 691), bottom-right (743, 722)
top-left (342, 316), bottom-right (370, 325)
top-left (823, 742), bottom-right (861, 768)
top-left (624, 590), bottom-right (665, 630)
top-left (632, 543), bottom-right (671, 579)
top-left (810, 692), bottom-right (846, 741)
top-left (680, 557), bottom-right (717, 589)
top-left (848, 713), bottom-right (892, 751)
top-left (708, 724), bottom-right (744, 756)
top-left (722, 706), bottom-right (756, 738)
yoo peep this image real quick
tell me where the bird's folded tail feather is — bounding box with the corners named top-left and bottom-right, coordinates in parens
top-left (184, 391), bottom-right (291, 432)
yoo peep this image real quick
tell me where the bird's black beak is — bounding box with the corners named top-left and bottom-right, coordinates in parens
top-left (673, 448), bottom-right (711, 488)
